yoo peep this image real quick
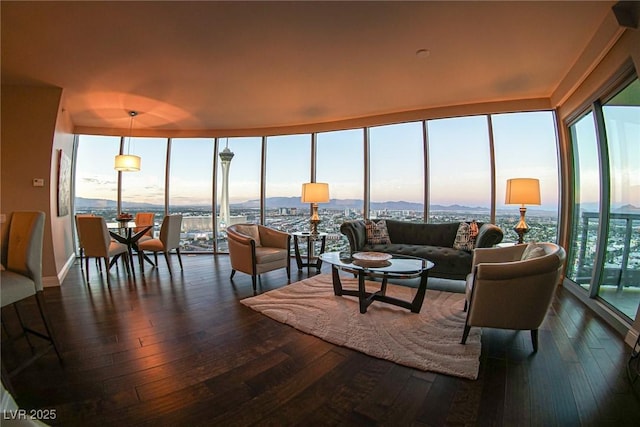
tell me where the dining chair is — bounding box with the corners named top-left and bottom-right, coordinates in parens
top-left (75, 216), bottom-right (131, 286)
top-left (134, 212), bottom-right (155, 243)
top-left (74, 213), bottom-right (95, 270)
top-left (1, 211), bottom-right (62, 393)
top-left (137, 214), bottom-right (183, 275)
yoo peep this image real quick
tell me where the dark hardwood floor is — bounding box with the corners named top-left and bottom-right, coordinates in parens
top-left (2, 254), bottom-right (639, 426)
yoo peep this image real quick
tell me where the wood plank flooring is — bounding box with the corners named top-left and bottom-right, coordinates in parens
top-left (2, 254), bottom-right (639, 426)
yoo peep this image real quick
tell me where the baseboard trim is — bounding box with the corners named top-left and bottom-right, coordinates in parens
top-left (44, 253), bottom-right (76, 288)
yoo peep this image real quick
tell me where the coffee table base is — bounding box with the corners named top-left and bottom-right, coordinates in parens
top-left (330, 267), bottom-right (429, 314)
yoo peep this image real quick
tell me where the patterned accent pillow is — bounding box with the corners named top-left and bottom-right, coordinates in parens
top-left (235, 224), bottom-right (262, 247)
top-left (365, 220), bottom-right (390, 245)
top-left (453, 222), bottom-right (475, 251)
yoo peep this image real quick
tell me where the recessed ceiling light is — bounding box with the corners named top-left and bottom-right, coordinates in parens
top-left (416, 49), bottom-right (430, 58)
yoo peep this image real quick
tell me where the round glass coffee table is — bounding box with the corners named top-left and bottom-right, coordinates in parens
top-left (318, 251), bottom-right (434, 314)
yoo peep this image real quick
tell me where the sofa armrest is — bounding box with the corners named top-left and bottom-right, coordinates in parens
top-left (475, 223), bottom-right (504, 248)
top-left (340, 220), bottom-right (367, 253)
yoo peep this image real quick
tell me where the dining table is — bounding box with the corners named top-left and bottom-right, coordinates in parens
top-left (107, 221), bottom-right (154, 273)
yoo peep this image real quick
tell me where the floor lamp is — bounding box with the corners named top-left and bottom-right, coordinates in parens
top-left (301, 183), bottom-right (330, 236)
top-left (505, 178), bottom-right (541, 244)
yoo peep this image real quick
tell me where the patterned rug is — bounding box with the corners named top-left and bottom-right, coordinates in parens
top-left (241, 273), bottom-right (481, 379)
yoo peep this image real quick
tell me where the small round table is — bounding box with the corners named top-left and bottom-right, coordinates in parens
top-left (292, 231), bottom-right (327, 273)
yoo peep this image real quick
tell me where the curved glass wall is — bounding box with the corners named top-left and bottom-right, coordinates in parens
top-left (74, 111), bottom-right (561, 260)
top-left (566, 76), bottom-right (639, 321)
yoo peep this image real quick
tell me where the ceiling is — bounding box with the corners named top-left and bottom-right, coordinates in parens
top-left (1, 1), bottom-right (616, 134)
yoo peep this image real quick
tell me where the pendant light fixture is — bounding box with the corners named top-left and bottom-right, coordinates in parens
top-left (114, 111), bottom-right (141, 172)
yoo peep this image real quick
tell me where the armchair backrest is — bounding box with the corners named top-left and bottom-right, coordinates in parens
top-left (76, 216), bottom-right (111, 258)
top-left (159, 214), bottom-right (182, 250)
top-left (468, 242), bottom-right (566, 331)
top-left (6, 211), bottom-right (45, 291)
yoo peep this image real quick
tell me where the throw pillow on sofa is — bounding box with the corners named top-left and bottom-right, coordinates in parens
top-left (365, 220), bottom-right (390, 245)
top-left (453, 222), bottom-right (475, 251)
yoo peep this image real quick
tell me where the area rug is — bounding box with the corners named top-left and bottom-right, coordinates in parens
top-left (241, 274), bottom-right (481, 379)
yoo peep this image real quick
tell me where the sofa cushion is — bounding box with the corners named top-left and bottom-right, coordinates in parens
top-left (365, 220), bottom-right (390, 245)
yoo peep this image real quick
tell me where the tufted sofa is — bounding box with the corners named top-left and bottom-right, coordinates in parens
top-left (340, 219), bottom-right (503, 280)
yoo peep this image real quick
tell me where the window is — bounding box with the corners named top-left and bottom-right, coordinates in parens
top-left (316, 128), bottom-right (365, 252)
top-left (264, 134), bottom-right (311, 232)
top-left (216, 137), bottom-right (262, 252)
top-left (599, 78), bottom-right (640, 318)
top-left (567, 112), bottom-right (600, 288)
top-left (566, 76), bottom-right (639, 321)
top-left (492, 111), bottom-right (559, 243)
top-left (427, 116), bottom-right (491, 223)
top-left (74, 135), bottom-right (120, 220)
top-left (369, 122), bottom-right (424, 222)
top-left (169, 138), bottom-right (214, 252)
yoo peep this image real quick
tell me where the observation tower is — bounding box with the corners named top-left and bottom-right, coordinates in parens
top-left (218, 144), bottom-right (234, 231)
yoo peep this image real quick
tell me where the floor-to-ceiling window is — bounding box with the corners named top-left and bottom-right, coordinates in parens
top-left (492, 111), bottom-right (560, 243)
top-left (427, 116), bottom-right (492, 223)
top-left (316, 128), bottom-right (365, 252)
top-left (74, 135), bottom-right (121, 220)
top-left (567, 112), bottom-right (601, 289)
top-left (567, 76), bottom-right (639, 321)
top-left (216, 137), bottom-right (262, 252)
top-left (369, 122), bottom-right (425, 222)
top-left (600, 78), bottom-right (640, 319)
top-left (264, 134), bottom-right (311, 232)
top-left (169, 138), bottom-right (214, 252)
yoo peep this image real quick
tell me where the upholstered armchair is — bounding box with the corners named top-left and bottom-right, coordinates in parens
top-left (227, 224), bottom-right (291, 293)
top-left (461, 242), bottom-right (566, 352)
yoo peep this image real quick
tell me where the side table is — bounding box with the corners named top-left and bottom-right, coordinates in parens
top-left (293, 232), bottom-right (327, 273)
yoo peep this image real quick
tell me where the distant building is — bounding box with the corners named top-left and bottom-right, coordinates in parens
top-left (219, 144), bottom-right (234, 231)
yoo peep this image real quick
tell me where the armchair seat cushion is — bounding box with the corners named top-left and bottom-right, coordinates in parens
top-left (1, 270), bottom-right (36, 306)
top-left (255, 246), bottom-right (288, 264)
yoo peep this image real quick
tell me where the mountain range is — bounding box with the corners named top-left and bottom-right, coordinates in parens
top-left (75, 197), bottom-right (638, 214)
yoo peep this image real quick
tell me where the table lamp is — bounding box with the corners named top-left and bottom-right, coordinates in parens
top-left (301, 182), bottom-right (330, 236)
top-left (505, 178), bottom-right (541, 244)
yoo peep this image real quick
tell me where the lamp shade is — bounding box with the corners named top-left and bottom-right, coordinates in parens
top-left (114, 154), bottom-right (141, 172)
top-left (301, 182), bottom-right (330, 203)
top-left (505, 178), bottom-right (541, 205)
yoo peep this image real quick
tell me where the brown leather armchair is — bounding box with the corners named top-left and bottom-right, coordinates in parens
top-left (227, 224), bottom-right (291, 292)
top-left (461, 242), bottom-right (566, 352)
